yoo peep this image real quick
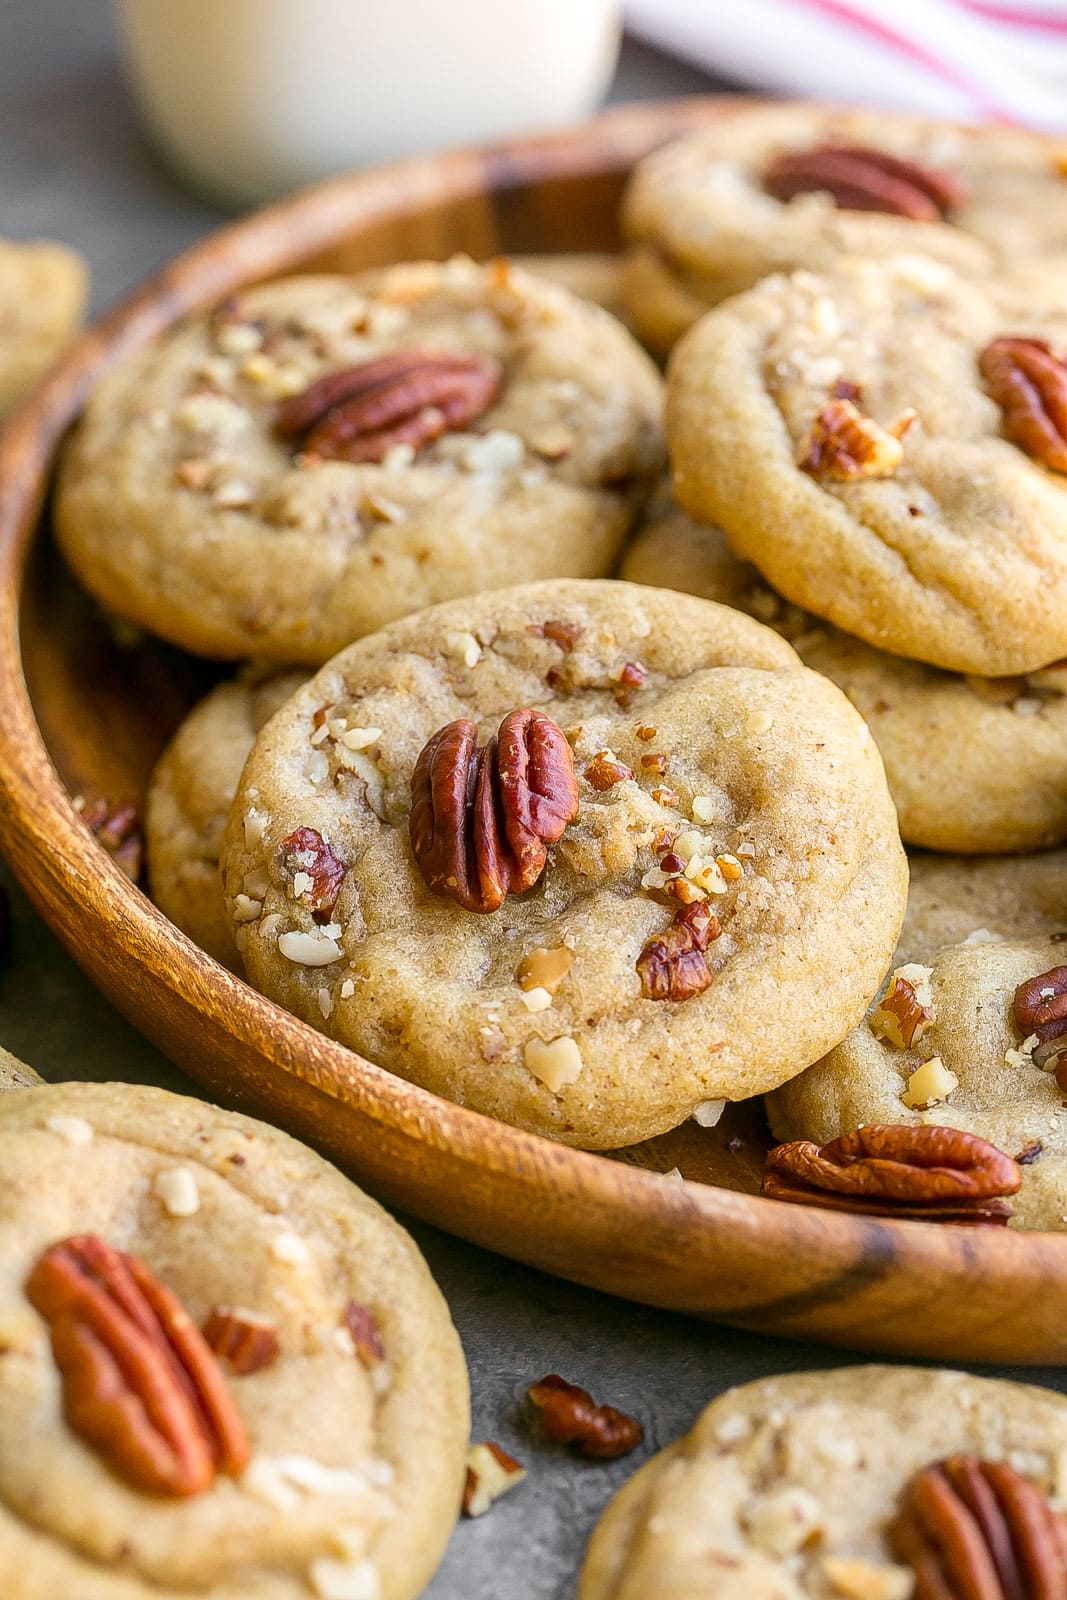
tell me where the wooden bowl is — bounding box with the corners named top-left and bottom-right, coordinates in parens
top-left (3, 97), bottom-right (1066, 1364)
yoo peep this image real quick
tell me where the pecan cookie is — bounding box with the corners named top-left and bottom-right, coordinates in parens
top-left (55, 257), bottom-right (664, 665)
top-left (668, 253), bottom-right (1067, 676)
top-left (769, 852), bottom-right (1067, 1231)
top-left (620, 104), bottom-right (1067, 353)
top-left (580, 1365), bottom-right (1067, 1599)
top-left (0, 1046), bottom-right (41, 1092)
top-left (220, 578), bottom-right (906, 1149)
top-left (147, 670), bottom-right (305, 968)
top-left (0, 238), bottom-right (87, 414)
top-left (622, 504), bottom-right (1067, 852)
top-left (0, 1080), bottom-right (468, 1599)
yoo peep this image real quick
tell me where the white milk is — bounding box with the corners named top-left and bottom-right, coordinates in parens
top-left (115, 0), bottom-right (622, 207)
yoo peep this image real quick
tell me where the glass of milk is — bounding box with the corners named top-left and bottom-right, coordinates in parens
top-left (115, 0), bottom-right (622, 208)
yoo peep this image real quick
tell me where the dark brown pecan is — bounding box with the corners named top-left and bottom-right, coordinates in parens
top-left (26, 1235), bottom-right (249, 1496)
top-left (980, 337), bottom-right (1067, 473)
top-left (202, 1306), bottom-right (279, 1375)
top-left (800, 397), bottom-right (913, 480)
top-left (409, 709), bottom-right (579, 914)
top-left (1015, 964), bottom-right (1067, 1045)
top-left (281, 825), bottom-right (346, 920)
top-left (637, 900), bottom-right (721, 1002)
top-left (79, 797), bottom-right (144, 884)
top-left (891, 1456), bottom-right (1067, 1600)
top-left (764, 144), bottom-right (965, 220)
top-left (275, 347), bottom-right (502, 463)
top-left (344, 1300), bottom-right (385, 1367)
top-left (527, 619), bottom-right (582, 652)
top-left (613, 660), bottom-right (648, 708)
top-left (762, 1125), bottom-right (1021, 1225)
top-left (528, 1374), bottom-right (643, 1460)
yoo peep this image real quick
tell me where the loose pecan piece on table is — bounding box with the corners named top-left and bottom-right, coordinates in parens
top-left (800, 397), bottom-right (914, 480)
top-left (281, 825), bottom-right (346, 920)
top-left (763, 145), bottom-right (965, 220)
top-left (891, 1455), bottom-right (1067, 1600)
top-left (1014, 963), bottom-right (1067, 1076)
top-left (275, 347), bottom-right (502, 463)
top-left (637, 900), bottom-right (721, 1002)
top-left (980, 337), bottom-right (1067, 474)
top-left (27, 1234), bottom-right (249, 1495)
top-left (528, 1374), bottom-right (643, 1460)
top-left (762, 1125), bottom-right (1021, 1224)
top-left (409, 709), bottom-right (579, 913)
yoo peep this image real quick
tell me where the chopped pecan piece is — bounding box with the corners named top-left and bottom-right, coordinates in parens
top-left (26, 1235), bottom-right (249, 1495)
top-left (980, 337), bottom-right (1067, 474)
top-left (528, 1374), bottom-right (643, 1460)
top-left (584, 750), bottom-right (634, 791)
top-left (275, 347), bottom-right (502, 463)
top-left (763, 144), bottom-right (965, 220)
top-left (281, 825), bottom-right (346, 920)
top-left (528, 619), bottom-right (582, 652)
top-left (762, 1125), bottom-right (1021, 1224)
top-left (202, 1306), bottom-right (279, 1375)
top-left (78, 797), bottom-right (144, 883)
top-left (800, 397), bottom-right (914, 480)
top-left (409, 709), bottom-right (579, 913)
top-left (463, 1442), bottom-right (526, 1517)
top-left (870, 970), bottom-right (934, 1050)
top-left (344, 1300), bottom-right (385, 1366)
top-left (890, 1455), bottom-right (1067, 1600)
top-left (637, 900), bottom-right (721, 1002)
top-left (613, 661), bottom-right (648, 707)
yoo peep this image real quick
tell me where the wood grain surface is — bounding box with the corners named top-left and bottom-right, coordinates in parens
top-left (2, 97), bottom-right (1064, 1363)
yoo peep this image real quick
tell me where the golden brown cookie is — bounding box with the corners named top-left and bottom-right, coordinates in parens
top-left (0, 238), bottom-right (87, 414)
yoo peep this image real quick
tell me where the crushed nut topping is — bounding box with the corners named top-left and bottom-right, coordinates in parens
top-left (517, 945), bottom-right (574, 995)
top-left (584, 749), bottom-right (634, 790)
top-left (281, 826), bottom-right (347, 920)
top-left (613, 661), bottom-right (648, 707)
top-left (800, 396), bottom-right (914, 480)
top-left (525, 1035), bottom-right (583, 1092)
top-left (202, 1307), bottom-right (279, 1375)
top-left (900, 1055), bottom-right (959, 1110)
top-left (637, 901), bottom-right (721, 1002)
top-left (344, 1301), bottom-right (385, 1367)
top-left (528, 1374), bottom-right (643, 1459)
top-left (870, 965), bottom-right (935, 1050)
top-left (528, 618), bottom-right (582, 652)
top-left (463, 1442), bottom-right (526, 1517)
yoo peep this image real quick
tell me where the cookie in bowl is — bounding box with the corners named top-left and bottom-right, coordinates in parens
top-left (579, 1365), bottom-right (1067, 1599)
top-left (620, 104), bottom-right (1067, 352)
top-left (220, 578), bottom-right (906, 1149)
top-left (0, 238), bottom-right (87, 415)
top-left (621, 502), bottom-right (1067, 853)
top-left (768, 852), bottom-right (1067, 1231)
top-left (146, 669), bottom-right (306, 968)
top-left (668, 252), bottom-right (1067, 677)
top-left (0, 1080), bottom-right (469, 1598)
top-left (55, 257), bottom-right (664, 665)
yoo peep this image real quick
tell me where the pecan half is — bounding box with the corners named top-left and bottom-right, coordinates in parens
top-left (800, 397), bottom-right (914, 480)
top-left (78, 797), bottom-right (144, 884)
top-left (281, 825), bottom-right (346, 920)
top-left (1014, 963), bottom-right (1067, 1079)
top-left (980, 337), bottom-right (1067, 474)
top-left (762, 1125), bottom-right (1021, 1224)
top-left (891, 1456), bottom-right (1067, 1600)
top-left (763, 144), bottom-right (965, 220)
top-left (275, 347), bottom-right (502, 463)
top-left (637, 900), bottom-right (721, 1002)
top-left (528, 1374), bottom-right (643, 1460)
top-left (202, 1306), bottom-right (279, 1375)
top-left (26, 1235), bottom-right (249, 1496)
top-left (409, 709), bottom-right (579, 913)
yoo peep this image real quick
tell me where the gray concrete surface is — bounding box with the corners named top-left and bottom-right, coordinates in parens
top-left (2, 4), bottom-right (1063, 1594)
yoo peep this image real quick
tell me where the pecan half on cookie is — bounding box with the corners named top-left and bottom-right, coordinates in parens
top-left (26, 1234), bottom-right (249, 1495)
top-left (1015, 962), bottom-right (1067, 1077)
top-left (764, 144), bottom-right (965, 220)
top-left (762, 1125), bottom-right (1021, 1224)
top-left (410, 708), bottom-right (579, 913)
top-left (275, 346), bottom-right (502, 463)
top-left (980, 337), bottom-right (1067, 473)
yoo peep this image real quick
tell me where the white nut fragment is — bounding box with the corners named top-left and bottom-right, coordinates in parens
top-left (44, 1114), bottom-right (94, 1146)
top-left (901, 1055), bottom-right (959, 1110)
top-left (340, 978), bottom-right (356, 999)
top-left (342, 726), bottom-right (382, 751)
top-left (520, 986), bottom-right (553, 1013)
top-left (443, 630), bottom-right (482, 669)
top-left (524, 1035), bottom-right (583, 1092)
top-left (464, 1442), bottom-right (527, 1517)
top-left (176, 391), bottom-right (248, 439)
top-left (821, 1557), bottom-right (915, 1600)
top-left (741, 1486), bottom-right (823, 1557)
top-left (517, 945), bottom-right (574, 995)
top-left (745, 708), bottom-right (774, 736)
top-left (278, 929), bottom-right (344, 966)
top-left (244, 806), bottom-right (270, 849)
top-left (690, 795), bottom-right (718, 824)
top-left (232, 893), bottom-right (263, 924)
top-left (269, 1230), bottom-right (311, 1265)
top-left (692, 1099), bottom-right (726, 1128)
top-left (309, 1557), bottom-right (381, 1600)
top-left (461, 429), bottom-right (525, 473)
top-left (317, 986), bottom-right (333, 1020)
top-left (153, 1166), bottom-right (200, 1217)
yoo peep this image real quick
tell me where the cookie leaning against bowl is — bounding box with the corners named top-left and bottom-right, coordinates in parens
top-left (146, 670), bottom-right (306, 968)
top-left (54, 257), bottom-right (664, 666)
top-left (220, 577), bottom-right (906, 1150)
top-left (0, 238), bottom-right (87, 416)
top-left (668, 252), bottom-right (1067, 677)
top-left (622, 504), bottom-right (1067, 853)
top-left (0, 1080), bottom-right (469, 1600)
top-left (768, 852), bottom-right (1067, 1231)
top-left (620, 103), bottom-right (1067, 353)
top-left (579, 1366), bottom-right (1067, 1599)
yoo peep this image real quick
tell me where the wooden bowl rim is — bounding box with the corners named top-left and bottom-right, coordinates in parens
top-left (2, 94), bottom-right (1065, 1320)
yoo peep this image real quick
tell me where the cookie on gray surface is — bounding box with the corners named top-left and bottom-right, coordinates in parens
top-left (220, 578), bottom-right (906, 1149)
top-left (0, 1079), bottom-right (469, 1600)
top-left (56, 257), bottom-right (664, 665)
